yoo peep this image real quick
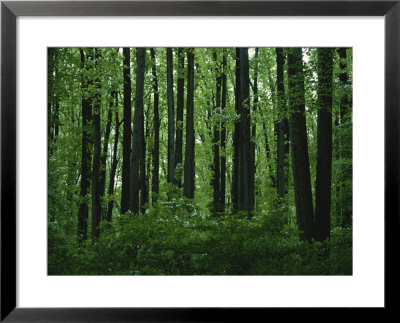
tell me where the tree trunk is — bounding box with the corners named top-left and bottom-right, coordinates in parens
top-left (338, 48), bottom-right (350, 124)
top-left (99, 92), bottom-right (114, 220)
top-left (212, 51), bottom-right (221, 214)
top-left (48, 102), bottom-right (53, 148)
top-left (263, 66), bottom-right (278, 188)
top-left (150, 48), bottom-right (160, 204)
top-left (334, 111), bottom-right (341, 225)
top-left (287, 48), bottom-right (314, 241)
top-left (338, 47), bottom-right (352, 228)
top-left (239, 48), bottom-right (253, 216)
top-left (260, 113), bottom-right (276, 187)
top-left (220, 50), bottom-right (227, 212)
top-left (140, 92), bottom-right (148, 213)
top-left (315, 48), bottom-right (334, 242)
top-left (276, 47), bottom-right (289, 199)
top-left (232, 48), bottom-right (241, 211)
top-left (54, 50), bottom-right (60, 142)
top-left (120, 47), bottom-right (132, 214)
top-left (129, 48), bottom-right (146, 214)
top-left (48, 48), bottom-right (54, 150)
top-left (49, 48), bottom-right (60, 147)
top-left (183, 48), bottom-right (195, 199)
top-left (175, 48), bottom-right (185, 186)
top-left (250, 48), bottom-right (258, 212)
top-left (91, 49), bottom-right (102, 241)
top-left (106, 95), bottom-right (120, 222)
top-left (77, 48), bottom-right (92, 242)
top-left (54, 102), bottom-right (59, 139)
top-left (166, 48), bottom-right (175, 183)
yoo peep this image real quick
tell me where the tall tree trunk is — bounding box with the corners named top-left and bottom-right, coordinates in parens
top-left (283, 118), bottom-right (290, 194)
top-left (129, 48), bottom-right (146, 214)
top-left (150, 48), bottom-right (160, 204)
top-left (77, 48), bottom-right (92, 242)
top-left (140, 92), bottom-right (148, 213)
top-left (338, 48), bottom-right (350, 124)
top-left (145, 124), bottom-right (151, 209)
top-left (48, 48), bottom-right (54, 150)
top-left (54, 102), bottom-right (59, 139)
top-left (212, 51), bottom-right (221, 214)
top-left (250, 48), bottom-right (258, 211)
top-left (166, 48), bottom-right (175, 183)
top-left (49, 48), bottom-right (59, 147)
top-left (54, 50), bottom-right (60, 142)
top-left (264, 68), bottom-right (278, 188)
top-left (184, 48), bottom-right (195, 199)
top-left (48, 102), bottom-right (53, 148)
top-left (99, 92), bottom-right (114, 220)
top-left (106, 95), bottom-right (120, 222)
top-left (315, 48), bottom-right (334, 242)
top-left (232, 48), bottom-right (241, 211)
top-left (219, 50), bottom-right (227, 212)
top-left (260, 112), bottom-right (276, 186)
top-left (175, 48), bottom-right (185, 186)
top-left (120, 47), bottom-right (132, 214)
top-left (276, 48), bottom-right (289, 199)
top-left (239, 48), bottom-right (253, 216)
top-left (334, 111), bottom-right (341, 225)
top-left (287, 48), bottom-right (314, 241)
top-left (338, 47), bottom-right (352, 228)
top-left (91, 49), bottom-right (102, 241)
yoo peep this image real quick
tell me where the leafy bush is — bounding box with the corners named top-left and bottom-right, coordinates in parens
top-left (48, 197), bottom-right (352, 275)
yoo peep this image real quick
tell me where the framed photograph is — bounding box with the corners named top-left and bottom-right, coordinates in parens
top-left (1, 0), bottom-right (397, 320)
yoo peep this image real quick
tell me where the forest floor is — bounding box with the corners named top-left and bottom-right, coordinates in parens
top-left (49, 198), bottom-right (352, 276)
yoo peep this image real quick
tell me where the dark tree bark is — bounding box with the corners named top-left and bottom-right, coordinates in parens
top-left (99, 92), bottom-right (114, 220)
top-left (166, 48), bottom-right (175, 183)
top-left (219, 51), bottom-right (227, 212)
top-left (175, 48), bottom-right (185, 186)
top-left (276, 48), bottom-right (290, 199)
top-left (283, 119), bottom-right (290, 192)
top-left (212, 51), bottom-right (221, 214)
top-left (232, 48), bottom-right (241, 211)
top-left (183, 48), bottom-right (195, 199)
top-left (263, 68), bottom-right (278, 188)
top-left (77, 48), bottom-right (92, 242)
top-left (144, 117), bottom-right (151, 209)
top-left (315, 48), bottom-right (334, 242)
top-left (140, 88), bottom-right (149, 213)
top-left (120, 48), bottom-right (132, 214)
top-left (334, 110), bottom-right (341, 224)
top-left (48, 48), bottom-right (54, 149)
top-left (106, 94), bottom-right (120, 222)
top-left (48, 102), bottom-right (53, 146)
top-left (250, 48), bottom-right (258, 212)
top-left (338, 47), bottom-right (352, 228)
top-left (260, 112), bottom-right (276, 187)
top-left (150, 48), bottom-right (160, 204)
top-left (287, 48), bottom-right (314, 241)
top-left (54, 50), bottom-right (60, 142)
top-left (239, 48), bottom-right (253, 216)
top-left (129, 48), bottom-right (146, 214)
top-left (48, 48), bottom-right (59, 148)
top-left (338, 48), bottom-right (350, 124)
top-left (54, 102), bottom-right (60, 139)
top-left (91, 49), bottom-right (102, 241)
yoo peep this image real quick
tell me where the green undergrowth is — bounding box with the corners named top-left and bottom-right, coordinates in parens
top-left (48, 197), bottom-right (352, 275)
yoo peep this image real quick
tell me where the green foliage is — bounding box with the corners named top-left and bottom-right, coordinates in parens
top-left (49, 196), bottom-right (352, 275)
top-left (48, 47), bottom-right (353, 276)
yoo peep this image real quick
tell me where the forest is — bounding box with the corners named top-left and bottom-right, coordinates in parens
top-left (48, 47), bottom-right (352, 275)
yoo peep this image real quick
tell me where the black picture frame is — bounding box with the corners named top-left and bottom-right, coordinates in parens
top-left (1, 0), bottom-right (398, 321)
